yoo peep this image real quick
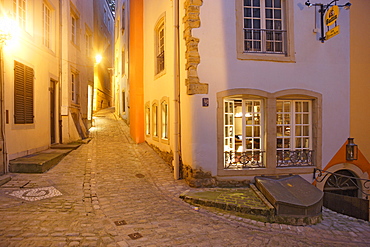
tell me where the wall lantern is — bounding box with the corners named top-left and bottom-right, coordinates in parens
top-left (95, 54), bottom-right (102, 64)
top-left (0, 16), bottom-right (17, 44)
top-left (304, 0), bottom-right (351, 43)
top-left (346, 138), bottom-right (358, 161)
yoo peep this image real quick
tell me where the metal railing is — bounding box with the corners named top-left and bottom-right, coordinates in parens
top-left (313, 168), bottom-right (370, 198)
top-left (243, 28), bottom-right (287, 55)
top-left (276, 150), bottom-right (314, 167)
top-left (224, 151), bottom-right (265, 169)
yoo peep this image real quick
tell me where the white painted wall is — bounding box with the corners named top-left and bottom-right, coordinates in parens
top-left (182, 0), bottom-right (351, 175)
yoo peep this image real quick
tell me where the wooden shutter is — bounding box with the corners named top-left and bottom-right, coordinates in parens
top-left (14, 61), bottom-right (34, 124)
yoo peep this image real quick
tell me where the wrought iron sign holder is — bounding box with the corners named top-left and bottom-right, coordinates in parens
top-left (305, 0), bottom-right (351, 43)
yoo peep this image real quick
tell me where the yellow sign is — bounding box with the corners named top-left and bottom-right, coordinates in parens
top-left (326, 25), bottom-right (340, 41)
top-left (325, 5), bottom-right (339, 26)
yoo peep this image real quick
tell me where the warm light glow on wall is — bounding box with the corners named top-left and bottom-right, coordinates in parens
top-left (95, 54), bottom-right (102, 64)
top-left (0, 15), bottom-right (20, 46)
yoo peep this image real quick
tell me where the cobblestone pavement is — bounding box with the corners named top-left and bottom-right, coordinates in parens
top-left (1, 108), bottom-right (370, 247)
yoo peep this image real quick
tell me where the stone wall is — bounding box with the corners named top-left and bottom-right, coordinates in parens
top-left (183, 0), bottom-right (208, 95)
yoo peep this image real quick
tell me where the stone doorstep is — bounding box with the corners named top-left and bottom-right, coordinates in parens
top-left (0, 175), bottom-right (11, 186)
top-left (9, 149), bottom-right (72, 173)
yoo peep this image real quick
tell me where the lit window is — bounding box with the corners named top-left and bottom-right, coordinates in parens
top-left (145, 105), bottom-right (150, 136)
top-left (152, 104), bottom-right (158, 137)
top-left (224, 98), bottom-right (264, 168)
top-left (71, 15), bottom-right (77, 44)
top-left (276, 100), bottom-right (312, 166)
top-left (161, 102), bottom-right (168, 139)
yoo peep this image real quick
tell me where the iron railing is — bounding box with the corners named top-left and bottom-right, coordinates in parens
top-left (313, 168), bottom-right (370, 198)
top-left (224, 151), bottom-right (265, 169)
top-left (276, 150), bottom-right (314, 167)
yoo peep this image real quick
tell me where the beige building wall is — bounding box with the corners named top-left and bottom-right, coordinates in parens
top-left (1, 0), bottom-right (61, 161)
top-left (350, 0), bottom-right (370, 162)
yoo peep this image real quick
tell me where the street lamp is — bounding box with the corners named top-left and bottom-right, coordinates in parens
top-left (304, 0), bottom-right (352, 42)
top-left (346, 138), bottom-right (358, 161)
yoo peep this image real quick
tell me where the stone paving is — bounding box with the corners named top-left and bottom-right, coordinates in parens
top-left (0, 107), bottom-right (370, 246)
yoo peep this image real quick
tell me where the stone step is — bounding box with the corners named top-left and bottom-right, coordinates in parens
top-left (9, 149), bottom-right (73, 173)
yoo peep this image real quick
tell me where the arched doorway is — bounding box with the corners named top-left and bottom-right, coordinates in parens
top-left (323, 169), bottom-right (369, 221)
top-left (324, 169), bottom-right (359, 197)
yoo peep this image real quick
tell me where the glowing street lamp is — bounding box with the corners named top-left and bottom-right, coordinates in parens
top-left (95, 54), bottom-right (102, 64)
top-left (0, 15), bottom-right (19, 45)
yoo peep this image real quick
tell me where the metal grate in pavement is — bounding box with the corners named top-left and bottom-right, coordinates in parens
top-left (114, 220), bottom-right (127, 226)
top-left (128, 233), bottom-right (143, 240)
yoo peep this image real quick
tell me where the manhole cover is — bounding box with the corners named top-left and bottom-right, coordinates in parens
top-left (114, 220), bottom-right (127, 226)
top-left (135, 174), bottom-right (145, 178)
top-left (128, 233), bottom-right (142, 240)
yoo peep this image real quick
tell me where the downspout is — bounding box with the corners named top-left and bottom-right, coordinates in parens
top-left (173, 0), bottom-right (181, 179)
top-left (58, 0), bottom-right (63, 143)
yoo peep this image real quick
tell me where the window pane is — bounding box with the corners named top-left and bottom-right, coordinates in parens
top-left (296, 126), bottom-right (301, 136)
top-left (303, 126), bottom-right (309, 136)
top-left (284, 138), bottom-right (290, 148)
top-left (254, 101), bottom-right (261, 112)
top-left (303, 114), bottom-right (309, 124)
top-left (244, 0), bottom-right (252, 6)
top-left (266, 20), bottom-right (273, 29)
top-left (246, 139), bottom-right (253, 149)
top-left (246, 126), bottom-right (252, 137)
top-left (253, 41), bottom-right (261, 51)
top-left (255, 139), bottom-right (261, 149)
top-left (274, 20), bottom-right (282, 30)
top-left (303, 138), bottom-right (310, 148)
top-left (277, 101), bottom-right (283, 112)
top-left (303, 102), bottom-right (309, 112)
top-left (277, 138), bottom-right (283, 148)
top-left (253, 19), bottom-right (261, 29)
top-left (254, 114), bottom-right (261, 124)
top-left (284, 126), bottom-right (290, 136)
top-left (274, 9), bottom-right (281, 19)
top-left (283, 101), bottom-right (290, 112)
top-left (244, 8), bottom-right (252, 17)
top-left (244, 19), bottom-right (252, 28)
top-left (254, 126), bottom-right (260, 137)
top-left (296, 114), bottom-right (302, 124)
top-left (253, 30), bottom-right (261, 40)
top-left (274, 0), bottom-right (281, 8)
top-left (246, 116), bottom-right (252, 125)
top-left (265, 0), bottom-right (272, 7)
top-left (277, 126), bottom-right (283, 136)
top-left (253, 8), bottom-right (260, 18)
top-left (284, 113), bottom-right (290, 124)
top-left (296, 138), bottom-right (302, 148)
top-left (246, 101), bottom-right (252, 112)
top-left (253, 0), bottom-right (260, 7)
top-left (295, 102), bottom-right (302, 112)
top-left (266, 9), bottom-right (273, 19)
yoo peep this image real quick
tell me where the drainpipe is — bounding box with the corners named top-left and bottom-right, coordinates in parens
top-left (173, 0), bottom-right (181, 180)
top-left (58, 0), bottom-right (63, 144)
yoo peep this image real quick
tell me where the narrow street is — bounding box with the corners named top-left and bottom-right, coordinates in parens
top-left (0, 108), bottom-right (369, 247)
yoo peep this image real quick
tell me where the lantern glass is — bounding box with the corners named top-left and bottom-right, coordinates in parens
top-left (346, 138), bottom-right (358, 161)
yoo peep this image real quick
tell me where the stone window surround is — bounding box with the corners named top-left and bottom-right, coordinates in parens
top-left (147, 97), bottom-right (170, 145)
top-left (235, 0), bottom-right (296, 62)
top-left (154, 13), bottom-right (166, 78)
top-left (217, 88), bottom-right (322, 177)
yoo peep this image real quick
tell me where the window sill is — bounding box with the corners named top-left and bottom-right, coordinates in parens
top-left (218, 166), bottom-right (315, 177)
top-left (237, 52), bottom-right (296, 63)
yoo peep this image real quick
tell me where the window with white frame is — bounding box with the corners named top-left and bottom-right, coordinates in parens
top-left (43, 3), bottom-right (51, 48)
top-left (155, 20), bottom-right (165, 74)
top-left (152, 104), bottom-right (158, 137)
top-left (71, 72), bottom-right (79, 104)
top-left (71, 15), bottom-right (78, 45)
top-left (85, 32), bottom-right (92, 58)
top-left (276, 100), bottom-right (312, 166)
top-left (161, 101), bottom-right (168, 140)
top-left (224, 98), bottom-right (264, 168)
top-left (13, 0), bottom-right (27, 29)
top-left (236, 0), bottom-right (294, 62)
top-left (243, 0), bottom-right (285, 54)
